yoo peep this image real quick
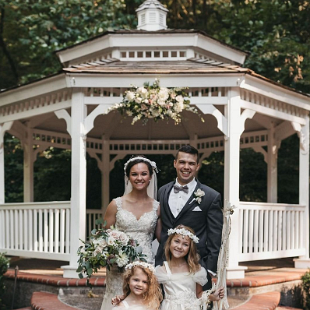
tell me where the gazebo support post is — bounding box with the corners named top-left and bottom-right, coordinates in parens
top-left (62, 89), bottom-right (87, 278)
top-left (102, 136), bottom-right (110, 214)
top-left (294, 116), bottom-right (310, 268)
top-left (0, 122), bottom-right (13, 204)
top-left (23, 123), bottom-right (34, 202)
top-left (267, 124), bottom-right (277, 203)
top-left (225, 89), bottom-right (247, 279)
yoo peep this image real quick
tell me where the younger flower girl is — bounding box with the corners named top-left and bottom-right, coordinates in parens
top-left (112, 261), bottom-right (162, 310)
top-left (155, 225), bottom-right (224, 310)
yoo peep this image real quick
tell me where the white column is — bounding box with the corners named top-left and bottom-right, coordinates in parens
top-left (23, 124), bottom-right (34, 202)
top-left (294, 116), bottom-right (310, 268)
top-left (224, 88), bottom-right (247, 279)
top-left (62, 89), bottom-right (87, 278)
top-left (0, 122), bottom-right (13, 204)
top-left (101, 136), bottom-right (110, 214)
top-left (267, 124), bottom-right (277, 203)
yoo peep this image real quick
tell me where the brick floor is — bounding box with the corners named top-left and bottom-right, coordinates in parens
top-left (232, 291), bottom-right (281, 310)
top-left (31, 292), bottom-right (76, 310)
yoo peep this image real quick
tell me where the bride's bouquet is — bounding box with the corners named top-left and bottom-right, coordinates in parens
top-left (77, 221), bottom-right (146, 280)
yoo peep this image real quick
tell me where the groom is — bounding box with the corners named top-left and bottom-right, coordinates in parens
top-left (155, 144), bottom-right (223, 289)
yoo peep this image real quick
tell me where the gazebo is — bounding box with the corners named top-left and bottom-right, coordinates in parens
top-left (0, 0), bottom-right (309, 279)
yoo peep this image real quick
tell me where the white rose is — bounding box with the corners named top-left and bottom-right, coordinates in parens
top-left (157, 99), bottom-right (166, 106)
top-left (137, 87), bottom-right (148, 98)
top-left (158, 87), bottom-right (169, 101)
top-left (176, 95), bottom-right (184, 104)
top-left (125, 91), bottom-right (135, 101)
top-left (118, 232), bottom-right (129, 246)
top-left (107, 236), bottom-right (116, 246)
top-left (174, 101), bottom-right (184, 113)
top-left (196, 189), bottom-right (205, 196)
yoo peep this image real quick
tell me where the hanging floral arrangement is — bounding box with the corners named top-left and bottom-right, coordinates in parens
top-left (107, 79), bottom-right (202, 125)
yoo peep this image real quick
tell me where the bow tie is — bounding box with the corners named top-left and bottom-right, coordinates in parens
top-left (173, 185), bottom-right (189, 194)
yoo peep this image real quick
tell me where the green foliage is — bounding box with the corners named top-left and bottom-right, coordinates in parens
top-left (4, 133), bottom-right (23, 202)
top-left (0, 253), bottom-right (9, 310)
top-left (302, 270), bottom-right (310, 309)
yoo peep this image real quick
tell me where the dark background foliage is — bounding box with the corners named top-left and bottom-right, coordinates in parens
top-left (2, 0), bottom-right (307, 206)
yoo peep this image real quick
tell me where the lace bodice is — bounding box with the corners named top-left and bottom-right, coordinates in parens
top-left (115, 197), bottom-right (159, 264)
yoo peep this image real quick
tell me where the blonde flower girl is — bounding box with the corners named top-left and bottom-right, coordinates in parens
top-left (155, 225), bottom-right (224, 310)
top-left (112, 261), bottom-right (162, 310)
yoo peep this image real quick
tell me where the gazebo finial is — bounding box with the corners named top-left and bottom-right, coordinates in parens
top-left (136, 0), bottom-right (168, 31)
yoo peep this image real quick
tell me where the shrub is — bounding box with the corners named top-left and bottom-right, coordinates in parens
top-left (0, 253), bottom-right (10, 310)
top-left (302, 269), bottom-right (310, 310)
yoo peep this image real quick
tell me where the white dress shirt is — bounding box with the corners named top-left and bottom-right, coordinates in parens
top-left (168, 178), bottom-right (197, 218)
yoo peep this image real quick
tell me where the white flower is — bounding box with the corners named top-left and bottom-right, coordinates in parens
top-left (126, 91), bottom-right (135, 101)
top-left (195, 189), bottom-right (205, 197)
top-left (176, 95), bottom-right (184, 104)
top-left (118, 232), bottom-right (129, 246)
top-left (116, 252), bottom-right (129, 267)
top-left (158, 87), bottom-right (169, 101)
top-left (157, 99), bottom-right (166, 106)
top-left (167, 228), bottom-right (199, 243)
top-left (175, 101), bottom-right (184, 113)
top-left (126, 110), bottom-right (133, 116)
top-left (137, 87), bottom-right (148, 98)
top-left (135, 97), bottom-right (142, 104)
top-left (107, 236), bottom-right (116, 246)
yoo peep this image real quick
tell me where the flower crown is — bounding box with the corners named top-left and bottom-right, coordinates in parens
top-left (124, 156), bottom-right (158, 173)
top-left (168, 228), bottom-right (199, 243)
top-left (125, 261), bottom-right (155, 273)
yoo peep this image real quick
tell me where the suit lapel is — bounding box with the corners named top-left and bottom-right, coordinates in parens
top-left (163, 182), bottom-right (175, 224)
top-left (175, 180), bottom-right (201, 222)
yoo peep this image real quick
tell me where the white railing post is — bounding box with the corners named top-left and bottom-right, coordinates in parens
top-left (295, 116), bottom-right (310, 268)
top-left (224, 88), bottom-right (247, 279)
top-left (62, 89), bottom-right (87, 278)
top-left (267, 124), bottom-right (278, 202)
top-left (24, 124), bottom-right (34, 202)
top-left (0, 122), bottom-right (13, 204)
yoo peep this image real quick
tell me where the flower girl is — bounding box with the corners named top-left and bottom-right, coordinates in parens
top-left (112, 261), bottom-right (162, 310)
top-left (155, 225), bottom-right (224, 310)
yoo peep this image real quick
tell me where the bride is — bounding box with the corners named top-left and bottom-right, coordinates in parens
top-left (100, 156), bottom-right (161, 310)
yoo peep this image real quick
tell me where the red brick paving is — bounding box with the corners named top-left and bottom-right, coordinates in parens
top-left (233, 291), bottom-right (280, 310)
top-left (4, 270), bottom-right (105, 287)
top-left (31, 292), bottom-right (76, 310)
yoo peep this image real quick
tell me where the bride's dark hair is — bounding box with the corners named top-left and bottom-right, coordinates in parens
top-left (124, 155), bottom-right (154, 177)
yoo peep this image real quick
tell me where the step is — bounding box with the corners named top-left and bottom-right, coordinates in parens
top-left (31, 292), bottom-right (77, 310)
top-left (276, 307), bottom-right (303, 310)
top-left (231, 291), bottom-right (281, 310)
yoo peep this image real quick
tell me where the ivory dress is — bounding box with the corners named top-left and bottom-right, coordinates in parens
top-left (112, 300), bottom-right (153, 310)
top-left (101, 197), bottom-right (159, 310)
top-left (155, 262), bottom-right (208, 310)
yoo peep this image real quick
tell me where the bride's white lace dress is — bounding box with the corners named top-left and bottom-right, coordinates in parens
top-left (100, 197), bottom-right (159, 310)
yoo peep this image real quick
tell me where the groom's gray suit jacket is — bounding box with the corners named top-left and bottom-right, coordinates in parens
top-left (155, 179), bottom-right (223, 281)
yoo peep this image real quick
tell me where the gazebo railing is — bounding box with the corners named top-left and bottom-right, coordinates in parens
top-left (86, 209), bottom-right (103, 235)
top-left (238, 202), bottom-right (306, 261)
top-left (0, 202), bottom-right (71, 261)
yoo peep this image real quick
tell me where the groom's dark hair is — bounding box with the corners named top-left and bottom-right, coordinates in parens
top-left (176, 145), bottom-right (199, 163)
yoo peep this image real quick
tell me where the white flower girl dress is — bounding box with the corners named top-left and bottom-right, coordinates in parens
top-left (155, 261), bottom-right (208, 310)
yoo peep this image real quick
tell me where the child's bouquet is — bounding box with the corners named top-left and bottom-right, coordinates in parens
top-left (77, 221), bottom-right (146, 280)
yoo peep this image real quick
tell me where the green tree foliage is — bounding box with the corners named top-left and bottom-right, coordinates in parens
top-left (1, 1), bottom-right (306, 204)
top-left (0, 253), bottom-right (9, 310)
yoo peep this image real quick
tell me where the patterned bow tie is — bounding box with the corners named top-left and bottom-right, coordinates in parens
top-left (173, 185), bottom-right (189, 194)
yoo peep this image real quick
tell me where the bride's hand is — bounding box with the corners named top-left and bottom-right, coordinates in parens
top-left (111, 294), bottom-right (125, 306)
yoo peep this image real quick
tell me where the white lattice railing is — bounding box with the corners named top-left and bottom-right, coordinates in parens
top-left (86, 209), bottom-right (103, 235)
top-left (0, 202), bottom-right (71, 261)
top-left (238, 202), bottom-right (306, 261)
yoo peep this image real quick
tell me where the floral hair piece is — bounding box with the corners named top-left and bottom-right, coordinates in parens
top-left (125, 261), bottom-right (155, 273)
top-left (124, 156), bottom-right (158, 173)
top-left (168, 228), bottom-right (199, 243)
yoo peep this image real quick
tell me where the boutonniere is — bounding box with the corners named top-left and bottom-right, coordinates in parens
top-left (190, 188), bottom-right (205, 204)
